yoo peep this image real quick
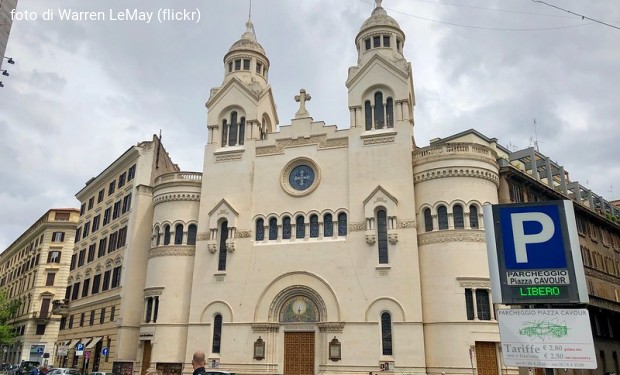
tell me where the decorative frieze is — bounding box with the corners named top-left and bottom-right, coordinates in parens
top-left (237, 230), bottom-right (252, 238)
top-left (197, 232), bottom-right (209, 241)
top-left (396, 219), bottom-right (416, 229)
top-left (149, 246), bottom-right (196, 259)
top-left (457, 278), bottom-right (491, 289)
top-left (256, 134), bottom-right (348, 156)
top-left (215, 152), bottom-right (243, 162)
top-left (349, 222), bottom-right (366, 232)
top-left (318, 322), bottom-right (345, 333)
top-left (363, 136), bottom-right (395, 145)
top-left (418, 231), bottom-right (486, 245)
top-left (251, 323), bottom-right (280, 333)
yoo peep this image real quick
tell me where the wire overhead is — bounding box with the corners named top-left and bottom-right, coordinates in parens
top-left (531, 0), bottom-right (620, 31)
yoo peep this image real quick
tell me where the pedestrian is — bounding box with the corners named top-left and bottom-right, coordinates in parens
top-left (191, 351), bottom-right (208, 375)
top-left (29, 366), bottom-right (39, 375)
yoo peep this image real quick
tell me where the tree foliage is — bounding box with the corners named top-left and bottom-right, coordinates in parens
top-left (0, 290), bottom-right (21, 346)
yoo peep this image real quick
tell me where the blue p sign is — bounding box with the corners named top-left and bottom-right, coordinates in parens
top-left (484, 200), bottom-right (589, 305)
top-left (499, 204), bottom-right (567, 269)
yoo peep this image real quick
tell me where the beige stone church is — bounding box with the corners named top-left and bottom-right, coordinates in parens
top-left (44, 1), bottom-right (619, 375)
top-left (148, 1), bottom-right (502, 374)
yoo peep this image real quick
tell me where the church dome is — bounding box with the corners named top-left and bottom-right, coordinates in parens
top-left (358, 1), bottom-right (402, 35)
top-left (226, 20), bottom-right (266, 57)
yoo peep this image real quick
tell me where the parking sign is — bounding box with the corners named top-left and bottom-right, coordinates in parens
top-left (484, 200), bottom-right (588, 304)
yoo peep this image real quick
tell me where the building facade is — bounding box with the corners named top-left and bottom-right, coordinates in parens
top-left (0, 208), bottom-right (79, 366)
top-left (53, 135), bottom-right (179, 375)
top-left (10, 2), bottom-right (616, 375)
top-left (0, 0), bottom-right (17, 73)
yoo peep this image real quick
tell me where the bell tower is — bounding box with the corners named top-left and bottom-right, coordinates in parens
top-left (346, 0), bottom-right (415, 141)
top-left (205, 16), bottom-right (279, 148)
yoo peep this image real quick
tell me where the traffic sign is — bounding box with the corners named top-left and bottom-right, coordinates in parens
top-left (497, 308), bottom-right (596, 369)
top-left (36, 347), bottom-right (44, 354)
top-left (76, 343), bottom-right (84, 356)
top-left (84, 351), bottom-right (91, 359)
top-left (102, 347), bottom-right (109, 356)
top-left (57, 345), bottom-right (69, 356)
top-left (484, 201), bottom-right (589, 304)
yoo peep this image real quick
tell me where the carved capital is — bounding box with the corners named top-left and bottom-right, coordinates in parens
top-left (366, 234), bottom-right (376, 245)
top-left (388, 233), bottom-right (398, 245)
top-left (226, 240), bottom-right (235, 253)
top-left (207, 243), bottom-right (218, 254)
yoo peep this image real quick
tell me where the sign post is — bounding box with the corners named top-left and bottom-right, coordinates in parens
top-left (76, 343), bottom-right (84, 357)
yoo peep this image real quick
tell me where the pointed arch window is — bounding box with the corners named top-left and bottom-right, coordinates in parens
top-left (324, 214), bottom-right (333, 237)
top-left (174, 224), bottom-right (184, 245)
top-left (377, 209), bottom-right (388, 264)
top-left (221, 111), bottom-right (246, 147)
top-left (469, 205), bottom-right (479, 229)
top-left (424, 208), bottom-right (433, 232)
top-left (338, 213), bottom-right (347, 236)
top-left (268, 218), bottom-right (278, 240)
top-left (438, 206), bottom-right (448, 230)
top-left (296, 216), bottom-right (305, 239)
top-left (310, 215), bottom-right (319, 238)
top-left (255, 219), bottom-right (264, 241)
top-left (283, 217), bottom-right (292, 240)
top-left (218, 221), bottom-right (228, 271)
top-left (453, 205), bottom-right (464, 229)
top-left (381, 312), bottom-right (393, 355)
top-left (212, 314), bottom-right (222, 353)
top-left (187, 224), bottom-right (197, 245)
top-left (163, 225), bottom-right (171, 245)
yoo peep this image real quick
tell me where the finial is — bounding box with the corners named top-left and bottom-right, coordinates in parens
top-left (245, 0), bottom-right (256, 35)
top-left (375, 0), bottom-right (383, 8)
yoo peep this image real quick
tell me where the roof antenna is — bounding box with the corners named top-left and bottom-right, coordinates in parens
top-left (529, 118), bottom-right (542, 152)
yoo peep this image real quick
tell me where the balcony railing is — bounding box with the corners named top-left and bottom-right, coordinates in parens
top-left (32, 311), bottom-right (51, 321)
top-left (51, 299), bottom-right (70, 317)
top-left (154, 171), bottom-right (203, 186)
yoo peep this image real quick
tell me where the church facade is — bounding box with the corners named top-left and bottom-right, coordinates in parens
top-left (144, 2), bottom-right (505, 375)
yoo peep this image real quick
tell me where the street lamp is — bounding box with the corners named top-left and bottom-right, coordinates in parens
top-left (3, 57), bottom-right (15, 64)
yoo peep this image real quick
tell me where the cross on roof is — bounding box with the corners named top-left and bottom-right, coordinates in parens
top-left (294, 88), bottom-right (312, 119)
top-left (376, 0), bottom-right (383, 8)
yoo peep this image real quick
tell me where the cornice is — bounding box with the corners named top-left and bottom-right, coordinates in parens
top-left (153, 193), bottom-right (201, 205)
top-left (414, 166), bottom-right (499, 187)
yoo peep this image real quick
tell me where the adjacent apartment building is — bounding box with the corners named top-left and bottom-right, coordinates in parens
top-left (0, 208), bottom-right (79, 366)
top-left (52, 135), bottom-right (178, 375)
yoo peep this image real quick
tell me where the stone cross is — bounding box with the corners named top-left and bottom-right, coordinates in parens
top-left (376, 0), bottom-right (382, 8)
top-left (294, 170), bottom-right (311, 187)
top-left (294, 88), bottom-right (311, 119)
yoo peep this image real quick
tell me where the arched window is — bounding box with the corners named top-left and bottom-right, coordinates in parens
top-left (338, 213), bottom-right (347, 236)
top-left (374, 92), bottom-right (384, 129)
top-left (155, 226), bottom-right (161, 246)
top-left (324, 214), bottom-right (333, 237)
top-left (296, 216), bottom-right (305, 239)
top-left (163, 225), bottom-right (171, 245)
top-left (283, 217), bottom-right (292, 240)
top-left (212, 314), bottom-right (222, 353)
top-left (187, 224), bottom-right (197, 245)
top-left (174, 224), bottom-right (184, 245)
top-left (364, 100), bottom-right (372, 131)
top-left (424, 208), bottom-right (433, 232)
top-left (218, 221), bottom-right (228, 271)
top-left (229, 111), bottom-right (238, 146)
top-left (222, 111), bottom-right (245, 147)
top-left (469, 205), bottom-right (479, 229)
top-left (438, 206), bottom-right (448, 230)
top-left (377, 209), bottom-right (388, 264)
top-left (381, 312), bottom-right (393, 355)
top-left (310, 215), bottom-right (319, 238)
top-left (365, 92), bottom-right (394, 130)
top-left (386, 98), bottom-right (394, 127)
top-left (453, 204), bottom-right (464, 229)
top-left (255, 219), bottom-right (264, 241)
top-left (268, 218), bottom-right (278, 240)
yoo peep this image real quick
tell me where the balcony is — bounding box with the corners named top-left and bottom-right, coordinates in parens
top-left (154, 171), bottom-right (202, 186)
top-left (51, 299), bottom-right (70, 317)
top-left (32, 311), bottom-right (51, 322)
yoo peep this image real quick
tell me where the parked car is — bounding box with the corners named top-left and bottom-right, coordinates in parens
top-left (46, 369), bottom-right (80, 375)
top-left (88, 372), bottom-right (115, 375)
top-left (204, 372), bottom-right (235, 375)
